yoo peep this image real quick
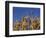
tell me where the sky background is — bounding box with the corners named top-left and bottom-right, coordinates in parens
top-left (13, 7), bottom-right (40, 22)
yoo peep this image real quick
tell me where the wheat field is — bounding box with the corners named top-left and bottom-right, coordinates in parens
top-left (13, 16), bottom-right (40, 31)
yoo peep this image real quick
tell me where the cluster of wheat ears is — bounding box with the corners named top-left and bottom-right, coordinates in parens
top-left (13, 16), bottom-right (40, 31)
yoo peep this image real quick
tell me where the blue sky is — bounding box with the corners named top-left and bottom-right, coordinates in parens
top-left (13, 7), bottom-right (40, 22)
